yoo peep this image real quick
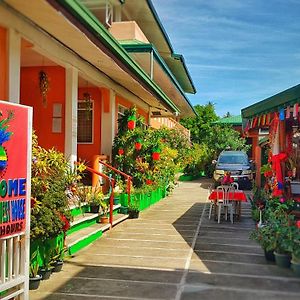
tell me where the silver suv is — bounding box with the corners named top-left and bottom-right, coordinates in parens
top-left (213, 151), bottom-right (254, 189)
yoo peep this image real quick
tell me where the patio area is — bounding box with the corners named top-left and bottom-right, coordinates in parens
top-left (30, 179), bottom-right (300, 300)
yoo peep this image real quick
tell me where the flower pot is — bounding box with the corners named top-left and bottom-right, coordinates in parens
top-left (100, 216), bottom-right (109, 223)
top-left (264, 249), bottom-right (275, 262)
top-left (40, 268), bottom-right (52, 280)
top-left (89, 204), bottom-right (100, 213)
top-left (113, 197), bottom-right (120, 205)
top-left (128, 210), bottom-right (139, 219)
top-left (29, 274), bottom-right (42, 290)
top-left (119, 206), bottom-right (128, 214)
top-left (291, 260), bottom-right (300, 277)
top-left (274, 252), bottom-right (291, 268)
top-left (53, 260), bottom-right (63, 273)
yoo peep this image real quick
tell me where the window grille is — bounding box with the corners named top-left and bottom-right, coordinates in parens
top-left (77, 101), bottom-right (93, 143)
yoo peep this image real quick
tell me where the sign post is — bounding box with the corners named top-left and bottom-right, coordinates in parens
top-left (0, 101), bottom-right (32, 300)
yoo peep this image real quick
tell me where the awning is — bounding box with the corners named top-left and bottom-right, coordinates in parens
top-left (242, 84), bottom-right (300, 119)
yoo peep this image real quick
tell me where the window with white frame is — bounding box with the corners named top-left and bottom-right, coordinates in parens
top-left (116, 104), bottom-right (126, 131)
top-left (77, 100), bottom-right (94, 143)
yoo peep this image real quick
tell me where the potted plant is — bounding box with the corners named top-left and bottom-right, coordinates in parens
top-left (84, 186), bottom-right (104, 213)
top-left (291, 220), bottom-right (300, 276)
top-left (250, 224), bottom-right (276, 262)
top-left (100, 197), bottom-right (110, 223)
top-left (269, 209), bottom-right (294, 268)
top-left (29, 251), bottom-right (42, 290)
top-left (128, 201), bottom-right (140, 219)
top-left (52, 246), bottom-right (66, 273)
top-left (113, 179), bottom-right (124, 205)
top-left (40, 250), bottom-right (56, 280)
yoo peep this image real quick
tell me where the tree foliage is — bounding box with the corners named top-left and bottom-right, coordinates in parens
top-left (180, 102), bottom-right (218, 144)
top-left (112, 106), bottom-right (190, 188)
top-left (180, 102), bottom-right (250, 177)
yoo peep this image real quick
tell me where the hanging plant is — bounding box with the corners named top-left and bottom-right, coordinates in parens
top-left (83, 92), bottom-right (92, 119)
top-left (39, 71), bottom-right (49, 107)
top-left (135, 138), bottom-right (142, 151)
top-left (127, 115), bottom-right (136, 130)
top-left (152, 147), bottom-right (161, 161)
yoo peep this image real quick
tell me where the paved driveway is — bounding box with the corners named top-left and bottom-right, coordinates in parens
top-left (30, 179), bottom-right (300, 300)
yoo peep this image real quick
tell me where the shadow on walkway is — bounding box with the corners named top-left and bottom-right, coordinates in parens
top-left (31, 179), bottom-right (300, 300)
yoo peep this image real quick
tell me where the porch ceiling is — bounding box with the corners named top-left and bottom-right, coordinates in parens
top-left (4, 0), bottom-right (179, 115)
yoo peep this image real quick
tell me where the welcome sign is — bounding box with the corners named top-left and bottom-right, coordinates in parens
top-left (0, 101), bottom-right (31, 238)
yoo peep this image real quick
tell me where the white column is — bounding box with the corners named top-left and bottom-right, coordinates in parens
top-left (8, 28), bottom-right (20, 103)
top-left (65, 66), bottom-right (78, 166)
top-left (101, 89), bottom-right (115, 158)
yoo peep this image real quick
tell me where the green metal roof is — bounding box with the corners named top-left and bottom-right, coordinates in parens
top-left (120, 42), bottom-right (196, 116)
top-left (242, 83), bottom-right (300, 119)
top-left (55, 0), bottom-right (181, 114)
top-left (163, 53), bottom-right (196, 94)
top-left (213, 115), bottom-right (242, 125)
top-left (144, 0), bottom-right (196, 94)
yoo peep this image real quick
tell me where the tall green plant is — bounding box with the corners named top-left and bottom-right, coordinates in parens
top-left (112, 106), bottom-right (190, 188)
top-left (31, 133), bottom-right (84, 241)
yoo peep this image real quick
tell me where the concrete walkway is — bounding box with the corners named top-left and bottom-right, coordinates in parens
top-left (30, 179), bottom-right (300, 300)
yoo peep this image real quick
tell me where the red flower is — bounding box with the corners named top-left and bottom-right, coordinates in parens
top-left (146, 179), bottom-right (153, 185)
top-left (296, 220), bottom-right (300, 229)
top-left (264, 171), bottom-right (273, 177)
top-left (60, 214), bottom-right (70, 232)
top-left (127, 120), bottom-right (135, 130)
top-left (118, 149), bottom-right (124, 155)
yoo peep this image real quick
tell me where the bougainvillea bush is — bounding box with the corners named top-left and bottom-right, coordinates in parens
top-left (112, 106), bottom-right (191, 189)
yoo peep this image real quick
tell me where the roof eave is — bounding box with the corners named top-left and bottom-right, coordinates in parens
top-left (122, 43), bottom-right (197, 116)
top-left (172, 53), bottom-right (197, 94)
top-left (51, 0), bottom-right (180, 114)
top-left (242, 83), bottom-right (300, 119)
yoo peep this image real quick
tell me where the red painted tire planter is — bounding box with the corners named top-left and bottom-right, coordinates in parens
top-left (152, 152), bottom-right (160, 160)
top-left (127, 120), bottom-right (135, 130)
top-left (135, 142), bottom-right (142, 150)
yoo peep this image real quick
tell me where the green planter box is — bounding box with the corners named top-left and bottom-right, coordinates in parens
top-left (30, 233), bottom-right (64, 268)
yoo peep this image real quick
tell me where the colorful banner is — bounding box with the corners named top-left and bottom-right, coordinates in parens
top-left (294, 103), bottom-right (299, 119)
top-left (0, 101), bottom-right (31, 238)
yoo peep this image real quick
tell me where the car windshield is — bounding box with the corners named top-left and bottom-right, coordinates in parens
top-left (218, 153), bottom-right (248, 165)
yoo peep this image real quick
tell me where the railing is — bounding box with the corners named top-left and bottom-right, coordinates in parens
top-left (0, 234), bottom-right (26, 299)
top-left (150, 117), bottom-right (191, 142)
top-left (76, 163), bottom-right (115, 227)
top-left (97, 160), bottom-right (133, 205)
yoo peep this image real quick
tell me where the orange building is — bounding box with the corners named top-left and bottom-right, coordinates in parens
top-left (0, 0), bottom-right (196, 167)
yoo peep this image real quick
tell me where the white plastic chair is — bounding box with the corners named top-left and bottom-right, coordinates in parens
top-left (208, 185), bottom-right (215, 220)
top-left (216, 185), bottom-right (234, 223)
top-left (230, 182), bottom-right (239, 190)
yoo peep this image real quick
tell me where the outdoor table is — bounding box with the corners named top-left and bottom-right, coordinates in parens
top-left (208, 189), bottom-right (247, 221)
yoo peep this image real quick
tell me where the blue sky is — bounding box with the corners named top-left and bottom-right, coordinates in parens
top-left (152, 0), bottom-right (300, 117)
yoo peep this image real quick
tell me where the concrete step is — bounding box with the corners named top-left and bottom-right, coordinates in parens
top-left (66, 203), bottom-right (128, 255)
